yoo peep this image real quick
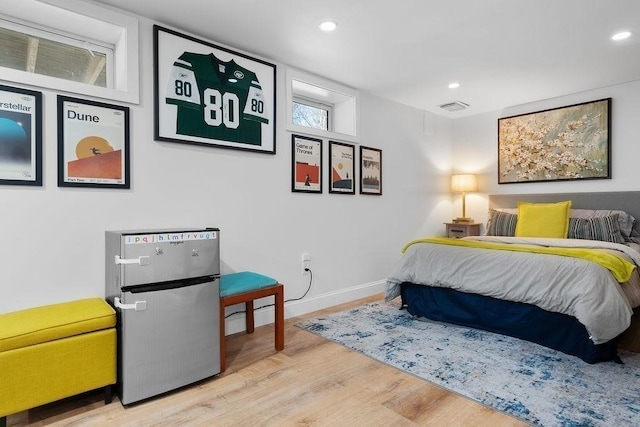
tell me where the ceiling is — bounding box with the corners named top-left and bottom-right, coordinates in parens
top-left (94, 0), bottom-right (640, 118)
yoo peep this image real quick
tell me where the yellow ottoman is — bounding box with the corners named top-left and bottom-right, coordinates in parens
top-left (0, 298), bottom-right (116, 426)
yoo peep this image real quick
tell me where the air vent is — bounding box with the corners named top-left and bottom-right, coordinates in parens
top-left (439, 101), bottom-right (469, 112)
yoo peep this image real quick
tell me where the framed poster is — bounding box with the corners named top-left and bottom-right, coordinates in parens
top-left (154, 25), bottom-right (276, 154)
top-left (360, 146), bottom-right (382, 195)
top-left (292, 134), bottom-right (322, 193)
top-left (498, 98), bottom-right (611, 184)
top-left (57, 95), bottom-right (130, 189)
top-left (0, 84), bottom-right (42, 186)
top-left (329, 141), bottom-right (355, 194)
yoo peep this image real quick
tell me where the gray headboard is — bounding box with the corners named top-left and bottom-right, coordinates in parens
top-left (489, 192), bottom-right (640, 236)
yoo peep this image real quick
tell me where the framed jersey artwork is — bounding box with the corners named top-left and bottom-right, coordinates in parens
top-left (153, 25), bottom-right (276, 154)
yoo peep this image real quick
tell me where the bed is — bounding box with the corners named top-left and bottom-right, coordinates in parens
top-left (386, 192), bottom-right (640, 363)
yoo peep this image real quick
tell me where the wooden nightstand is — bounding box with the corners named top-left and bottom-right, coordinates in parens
top-left (445, 222), bottom-right (481, 238)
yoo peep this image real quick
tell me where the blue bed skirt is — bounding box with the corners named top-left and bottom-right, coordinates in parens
top-left (400, 283), bottom-right (619, 364)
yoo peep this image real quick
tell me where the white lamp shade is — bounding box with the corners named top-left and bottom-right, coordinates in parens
top-left (451, 174), bottom-right (477, 193)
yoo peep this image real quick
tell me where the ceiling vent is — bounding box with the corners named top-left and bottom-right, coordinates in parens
top-left (438, 101), bottom-right (469, 112)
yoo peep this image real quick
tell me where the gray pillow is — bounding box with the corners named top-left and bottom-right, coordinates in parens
top-left (570, 209), bottom-right (635, 242)
top-left (568, 215), bottom-right (625, 244)
top-left (486, 210), bottom-right (517, 236)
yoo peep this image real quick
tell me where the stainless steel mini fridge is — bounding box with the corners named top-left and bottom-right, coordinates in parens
top-left (105, 228), bottom-right (220, 405)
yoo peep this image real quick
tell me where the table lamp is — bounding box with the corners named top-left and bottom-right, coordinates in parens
top-left (451, 173), bottom-right (477, 223)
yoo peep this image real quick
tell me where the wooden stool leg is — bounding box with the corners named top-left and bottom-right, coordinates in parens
top-left (275, 284), bottom-right (284, 351)
top-left (218, 283), bottom-right (285, 373)
top-left (220, 300), bottom-right (227, 372)
top-left (246, 300), bottom-right (255, 333)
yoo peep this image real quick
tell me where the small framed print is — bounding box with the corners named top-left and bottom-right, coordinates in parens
top-left (360, 146), bottom-right (382, 195)
top-left (292, 134), bottom-right (322, 193)
top-left (0, 84), bottom-right (42, 186)
top-left (329, 141), bottom-right (355, 194)
top-left (57, 95), bottom-right (130, 189)
top-left (154, 25), bottom-right (276, 154)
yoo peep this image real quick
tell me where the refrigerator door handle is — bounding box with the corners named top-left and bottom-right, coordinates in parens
top-left (115, 255), bottom-right (151, 266)
top-left (114, 297), bottom-right (147, 311)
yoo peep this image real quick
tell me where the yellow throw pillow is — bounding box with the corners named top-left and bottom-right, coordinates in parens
top-left (515, 201), bottom-right (572, 238)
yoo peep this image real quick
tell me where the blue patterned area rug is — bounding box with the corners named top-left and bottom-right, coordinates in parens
top-left (296, 300), bottom-right (640, 426)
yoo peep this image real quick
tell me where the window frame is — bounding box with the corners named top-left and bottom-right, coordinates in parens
top-left (0, 17), bottom-right (114, 89)
top-left (286, 68), bottom-right (359, 142)
top-left (0, 0), bottom-right (139, 104)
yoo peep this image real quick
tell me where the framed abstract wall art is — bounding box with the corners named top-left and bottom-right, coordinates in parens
top-left (292, 134), bottom-right (322, 193)
top-left (359, 146), bottom-right (382, 195)
top-left (329, 141), bottom-right (355, 194)
top-left (154, 25), bottom-right (276, 154)
top-left (57, 95), bottom-right (130, 189)
top-left (0, 84), bottom-right (42, 186)
top-left (498, 98), bottom-right (611, 184)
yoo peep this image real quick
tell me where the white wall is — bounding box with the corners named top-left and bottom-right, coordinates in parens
top-left (0, 15), bottom-right (453, 331)
top-left (451, 80), bottom-right (640, 226)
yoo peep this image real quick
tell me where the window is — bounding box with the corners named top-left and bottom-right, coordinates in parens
top-left (292, 97), bottom-right (331, 131)
top-left (0, 1), bottom-right (139, 104)
top-left (286, 68), bottom-right (359, 141)
top-left (0, 21), bottom-right (111, 88)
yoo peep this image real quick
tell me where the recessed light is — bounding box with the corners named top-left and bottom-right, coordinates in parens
top-left (319, 21), bottom-right (337, 32)
top-left (612, 31), bottom-right (631, 41)
top-left (448, 82), bottom-right (460, 89)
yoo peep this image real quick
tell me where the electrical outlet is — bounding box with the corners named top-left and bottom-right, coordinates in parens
top-left (301, 253), bottom-right (311, 275)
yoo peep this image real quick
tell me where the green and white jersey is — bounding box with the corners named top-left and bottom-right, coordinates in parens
top-left (166, 52), bottom-right (268, 145)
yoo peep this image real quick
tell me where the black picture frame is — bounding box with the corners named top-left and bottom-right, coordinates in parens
top-left (292, 134), bottom-right (323, 193)
top-left (57, 95), bottom-right (130, 189)
top-left (329, 141), bottom-right (355, 194)
top-left (154, 25), bottom-right (276, 154)
top-left (360, 146), bottom-right (382, 195)
top-left (0, 84), bottom-right (42, 186)
top-left (498, 98), bottom-right (611, 184)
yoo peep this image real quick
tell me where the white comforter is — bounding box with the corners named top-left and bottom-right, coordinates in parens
top-left (386, 236), bottom-right (637, 344)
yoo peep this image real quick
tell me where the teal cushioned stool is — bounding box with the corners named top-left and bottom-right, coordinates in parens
top-left (219, 271), bottom-right (284, 372)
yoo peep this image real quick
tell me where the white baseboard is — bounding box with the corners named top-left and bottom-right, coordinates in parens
top-left (223, 279), bottom-right (386, 336)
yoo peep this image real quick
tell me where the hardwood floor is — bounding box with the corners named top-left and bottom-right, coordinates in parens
top-left (8, 295), bottom-right (526, 426)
